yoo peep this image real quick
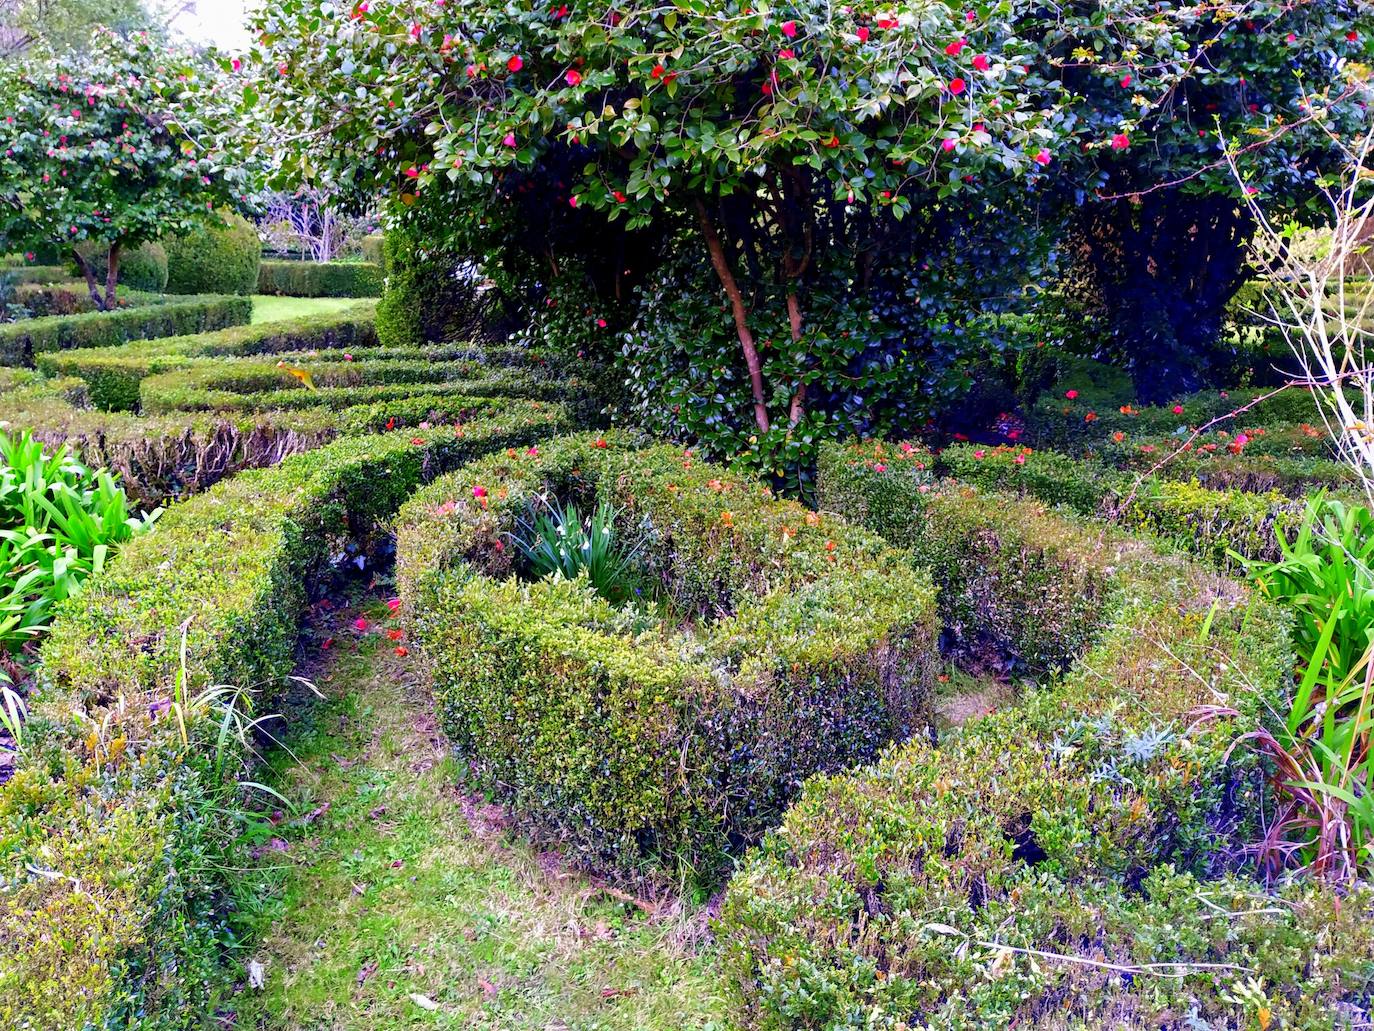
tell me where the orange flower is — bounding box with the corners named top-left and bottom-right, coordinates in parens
top-left (720, 511), bottom-right (734, 527)
top-left (1084, 411), bottom-right (1097, 423)
top-left (805, 512), bottom-right (821, 527)
top-left (1112, 431), bottom-right (1125, 443)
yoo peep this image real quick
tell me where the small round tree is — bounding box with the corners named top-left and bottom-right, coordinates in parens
top-left (0, 28), bottom-right (257, 309)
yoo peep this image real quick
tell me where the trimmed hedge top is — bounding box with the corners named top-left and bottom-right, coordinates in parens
top-left (35, 302), bottom-right (378, 410)
top-left (2, 409), bottom-right (573, 1030)
top-left (256, 259), bottom-right (383, 298)
top-left (0, 294), bottom-right (252, 367)
top-left (714, 442), bottom-right (1332, 1028)
top-left (395, 431), bottom-right (941, 878)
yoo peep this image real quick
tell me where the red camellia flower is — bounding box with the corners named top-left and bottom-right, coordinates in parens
top-left (1033, 149), bottom-right (1052, 166)
top-left (1065, 389), bottom-right (1078, 399)
top-left (856, 26), bottom-right (870, 41)
top-left (1172, 404), bottom-right (1184, 415)
top-left (877, 18), bottom-right (897, 29)
top-left (948, 77), bottom-right (966, 94)
top-left (569, 195), bottom-right (578, 207)
top-left (945, 39), bottom-right (966, 56)
top-left (1348, 30), bottom-right (1359, 41)
top-left (507, 54), bottom-right (523, 72)
top-left (942, 137), bottom-right (957, 151)
top-left (404, 166), bottom-right (419, 178)
top-left (565, 68), bottom-right (581, 86)
top-left (395, 646), bottom-right (409, 657)
top-left (613, 190), bottom-right (627, 202)
top-left (354, 617), bottom-right (369, 631)
top-left (594, 438), bottom-right (609, 448)
top-left (473, 485), bottom-right (487, 498)
top-left (1110, 132), bottom-right (1130, 150)
top-left (972, 54), bottom-right (990, 71)
top-left (779, 47), bottom-right (795, 59)
top-left (1120, 74), bottom-right (1132, 87)
top-left (781, 20), bottom-right (797, 36)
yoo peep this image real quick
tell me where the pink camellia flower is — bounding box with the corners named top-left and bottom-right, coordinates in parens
top-left (354, 617), bottom-right (369, 631)
top-left (856, 26), bottom-right (870, 41)
top-left (779, 48), bottom-right (795, 59)
top-left (596, 318), bottom-right (608, 327)
top-left (1033, 149), bottom-right (1052, 166)
top-left (473, 485), bottom-right (487, 498)
top-left (874, 462), bottom-right (886, 472)
top-left (503, 132), bottom-right (517, 147)
top-left (781, 20), bottom-right (797, 36)
top-left (569, 195), bottom-right (579, 207)
top-left (973, 449), bottom-right (986, 459)
top-left (507, 54), bottom-right (523, 72)
top-left (404, 166), bottom-right (419, 178)
top-left (942, 137), bottom-right (957, 151)
top-left (565, 68), bottom-right (582, 86)
top-left (387, 598), bottom-right (401, 613)
top-left (1065, 389), bottom-right (1078, 400)
top-left (1235, 432), bottom-right (1249, 446)
top-left (1172, 404), bottom-right (1184, 415)
top-left (1120, 74), bottom-right (1132, 87)
top-left (526, 446), bottom-right (539, 457)
top-left (1110, 132), bottom-right (1130, 150)
top-left (945, 39), bottom-right (966, 56)
top-left (231, 58), bottom-right (242, 71)
top-left (948, 77), bottom-right (966, 94)
top-left (1014, 454), bottom-right (1026, 465)
top-left (972, 54), bottom-right (990, 71)
top-left (343, 353), bottom-right (354, 361)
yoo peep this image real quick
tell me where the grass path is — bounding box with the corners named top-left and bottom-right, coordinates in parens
top-left (250, 295), bottom-right (363, 324)
top-left (227, 592), bottom-right (728, 1031)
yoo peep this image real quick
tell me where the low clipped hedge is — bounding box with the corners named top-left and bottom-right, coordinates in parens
top-left (10, 283), bottom-right (166, 318)
top-left (37, 303), bottom-right (378, 410)
top-left (2, 369), bottom-right (567, 505)
top-left (712, 444), bottom-right (1352, 1028)
top-left (395, 431), bottom-right (940, 879)
top-left (935, 442), bottom-right (1313, 566)
top-left (139, 362), bottom-right (587, 416)
top-left (256, 259), bottom-right (383, 298)
top-left (0, 295), bottom-right (252, 367)
top-left (0, 412), bottom-right (572, 1030)
top-left (4, 264), bottom-right (74, 285)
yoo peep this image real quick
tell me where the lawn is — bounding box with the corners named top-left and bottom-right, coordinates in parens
top-left (251, 294), bottom-right (362, 325)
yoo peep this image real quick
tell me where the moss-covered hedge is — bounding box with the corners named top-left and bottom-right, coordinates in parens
top-left (0, 412), bottom-right (572, 1030)
top-left (711, 444), bottom-right (1358, 1029)
top-left (165, 213), bottom-right (262, 296)
top-left (0, 295), bottom-right (252, 367)
top-left (36, 303), bottom-right (378, 410)
top-left (395, 431), bottom-right (940, 879)
top-left (256, 259), bottom-right (383, 298)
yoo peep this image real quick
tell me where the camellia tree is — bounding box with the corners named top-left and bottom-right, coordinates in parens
top-left (246, 0), bottom-right (1075, 479)
top-left (0, 28), bottom-right (258, 309)
top-left (1035, 0), bottom-right (1372, 396)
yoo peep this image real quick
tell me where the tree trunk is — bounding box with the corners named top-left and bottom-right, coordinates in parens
top-left (103, 241), bottom-right (122, 311)
top-left (695, 197), bottom-right (771, 434)
top-left (72, 247), bottom-right (104, 310)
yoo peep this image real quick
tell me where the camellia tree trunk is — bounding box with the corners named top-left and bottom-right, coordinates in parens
top-left (71, 239), bottom-right (123, 311)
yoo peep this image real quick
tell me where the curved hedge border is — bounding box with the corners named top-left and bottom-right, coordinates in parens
top-left (0, 294), bottom-right (252, 367)
top-left (711, 444), bottom-right (1374, 1028)
top-left (2, 370), bottom-right (570, 506)
top-left (395, 431), bottom-right (940, 879)
top-left (0, 410), bottom-right (572, 1030)
top-left (35, 303), bottom-right (378, 410)
top-left (256, 259), bottom-right (383, 298)
top-left (139, 362), bottom-right (589, 417)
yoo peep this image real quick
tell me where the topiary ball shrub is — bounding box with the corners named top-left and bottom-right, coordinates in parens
top-left (164, 212), bottom-right (261, 295)
top-left (73, 241), bottom-right (168, 293)
top-left (394, 431), bottom-right (940, 882)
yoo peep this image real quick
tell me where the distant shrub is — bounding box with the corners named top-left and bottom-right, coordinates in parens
top-left (73, 241), bottom-right (168, 293)
top-left (165, 213), bottom-right (262, 296)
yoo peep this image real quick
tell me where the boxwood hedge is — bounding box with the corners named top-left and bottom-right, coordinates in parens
top-left (35, 303), bottom-right (378, 410)
top-left (711, 443), bottom-right (1368, 1029)
top-left (0, 411), bottom-right (571, 1030)
top-left (0, 294), bottom-right (252, 367)
top-left (256, 259), bottom-right (383, 298)
top-left (395, 431), bottom-right (940, 879)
